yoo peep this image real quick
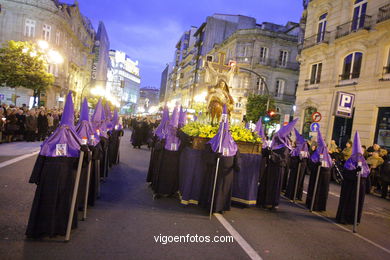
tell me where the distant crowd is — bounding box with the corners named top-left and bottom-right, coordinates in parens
top-left (0, 103), bottom-right (64, 143)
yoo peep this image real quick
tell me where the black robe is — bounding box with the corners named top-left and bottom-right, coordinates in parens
top-left (108, 130), bottom-right (122, 167)
top-left (257, 147), bottom-right (289, 208)
top-left (88, 143), bottom-right (103, 206)
top-left (285, 157), bottom-right (308, 200)
top-left (131, 121), bottom-right (144, 147)
top-left (305, 161), bottom-right (331, 211)
top-left (152, 146), bottom-right (180, 196)
top-left (77, 149), bottom-right (92, 210)
top-left (99, 136), bottom-right (109, 179)
top-left (336, 169), bottom-right (366, 224)
top-left (200, 146), bottom-right (240, 213)
top-left (26, 155), bottom-right (80, 238)
top-left (147, 138), bottom-right (164, 183)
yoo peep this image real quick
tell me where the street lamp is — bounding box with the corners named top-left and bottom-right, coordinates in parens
top-left (239, 67), bottom-right (271, 111)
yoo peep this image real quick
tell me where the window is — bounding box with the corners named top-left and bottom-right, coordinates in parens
top-left (352, 0), bottom-right (368, 31)
top-left (278, 50), bottom-right (289, 67)
top-left (259, 47), bottom-right (268, 63)
top-left (310, 63), bottom-right (322, 84)
top-left (238, 43), bottom-right (252, 57)
top-left (341, 52), bottom-right (363, 80)
top-left (256, 77), bottom-right (266, 94)
top-left (317, 13), bottom-right (327, 43)
top-left (43, 24), bottom-right (51, 41)
top-left (55, 31), bottom-right (61, 45)
top-left (24, 19), bottom-right (36, 37)
top-left (275, 79), bottom-right (285, 97)
top-left (385, 48), bottom-right (390, 74)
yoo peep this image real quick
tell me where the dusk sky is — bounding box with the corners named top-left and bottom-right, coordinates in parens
top-left (70, 0), bottom-right (303, 89)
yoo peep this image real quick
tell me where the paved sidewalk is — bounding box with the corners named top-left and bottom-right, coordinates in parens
top-left (0, 141), bottom-right (41, 156)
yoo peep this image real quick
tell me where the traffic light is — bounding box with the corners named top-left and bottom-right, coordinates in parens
top-left (268, 110), bottom-right (276, 117)
top-left (263, 110), bottom-right (276, 123)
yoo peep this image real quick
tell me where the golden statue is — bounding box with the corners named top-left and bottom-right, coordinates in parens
top-left (207, 79), bottom-right (234, 124)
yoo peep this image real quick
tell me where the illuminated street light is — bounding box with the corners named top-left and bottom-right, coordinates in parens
top-left (37, 40), bottom-right (49, 50)
top-left (194, 92), bottom-right (207, 103)
top-left (48, 49), bottom-right (64, 64)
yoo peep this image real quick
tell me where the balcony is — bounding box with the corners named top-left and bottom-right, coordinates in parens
top-left (236, 57), bottom-right (252, 64)
top-left (304, 79), bottom-right (319, 90)
top-left (257, 58), bottom-right (299, 71)
top-left (336, 73), bottom-right (359, 87)
top-left (377, 4), bottom-right (390, 23)
top-left (273, 93), bottom-right (296, 103)
top-left (302, 31), bottom-right (330, 49)
top-left (380, 66), bottom-right (390, 81)
top-left (336, 15), bottom-right (372, 39)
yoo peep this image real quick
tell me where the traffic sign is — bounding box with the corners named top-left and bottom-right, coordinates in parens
top-left (310, 122), bottom-right (320, 132)
top-left (312, 112), bottom-right (322, 122)
top-left (335, 92), bottom-right (355, 118)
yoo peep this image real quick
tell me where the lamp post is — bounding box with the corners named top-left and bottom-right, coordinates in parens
top-left (238, 67), bottom-right (271, 111)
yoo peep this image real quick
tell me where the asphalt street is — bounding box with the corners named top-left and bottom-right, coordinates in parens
top-left (0, 130), bottom-right (390, 260)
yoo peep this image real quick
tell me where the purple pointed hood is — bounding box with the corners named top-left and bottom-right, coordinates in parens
top-left (80, 98), bottom-right (89, 122)
top-left (344, 131), bottom-right (370, 177)
top-left (310, 128), bottom-right (333, 168)
top-left (112, 109), bottom-right (122, 130)
top-left (255, 117), bottom-right (267, 148)
top-left (291, 128), bottom-right (309, 157)
top-left (271, 118), bottom-right (298, 150)
top-left (60, 92), bottom-right (75, 127)
top-left (164, 106), bottom-right (181, 151)
top-left (178, 106), bottom-right (187, 128)
top-left (105, 103), bottom-right (113, 130)
top-left (40, 92), bottom-right (81, 157)
top-left (91, 99), bottom-right (108, 138)
top-left (207, 105), bottom-right (238, 157)
top-left (155, 106), bottom-right (169, 140)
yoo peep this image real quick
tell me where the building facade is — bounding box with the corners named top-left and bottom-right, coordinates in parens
top-left (295, 0), bottom-right (390, 149)
top-left (107, 49), bottom-right (141, 115)
top-left (91, 21), bottom-right (110, 87)
top-left (206, 22), bottom-right (300, 123)
top-left (0, 0), bottom-right (95, 108)
top-left (138, 87), bottom-right (159, 113)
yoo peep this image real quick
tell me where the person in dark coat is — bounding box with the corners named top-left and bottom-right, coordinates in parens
top-left (37, 110), bottom-right (48, 141)
top-left (25, 110), bottom-right (38, 142)
top-left (380, 152), bottom-right (390, 199)
top-left (305, 128), bottom-right (333, 212)
top-left (257, 119), bottom-right (298, 210)
top-left (131, 119), bottom-right (144, 148)
top-left (336, 131), bottom-right (370, 224)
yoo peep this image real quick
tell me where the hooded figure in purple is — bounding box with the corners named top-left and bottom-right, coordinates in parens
top-left (178, 106), bottom-right (187, 128)
top-left (255, 117), bottom-right (267, 149)
top-left (151, 106), bottom-right (182, 197)
top-left (155, 106), bottom-right (169, 140)
top-left (76, 98), bottom-right (99, 146)
top-left (111, 109), bottom-right (122, 130)
top-left (285, 128), bottom-right (310, 200)
top-left (306, 127), bottom-right (332, 211)
top-left (105, 103), bottom-right (113, 131)
top-left (91, 99), bottom-right (108, 139)
top-left (336, 131), bottom-right (369, 224)
top-left (200, 105), bottom-right (240, 213)
top-left (39, 92), bottom-right (81, 158)
top-left (257, 118), bottom-right (297, 209)
top-left (164, 106), bottom-right (180, 151)
top-left (26, 91), bottom-right (84, 239)
top-left (208, 105), bottom-right (238, 157)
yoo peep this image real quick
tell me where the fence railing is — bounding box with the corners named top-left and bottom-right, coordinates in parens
top-left (377, 4), bottom-right (390, 23)
top-left (302, 31), bottom-right (330, 49)
top-left (336, 15), bottom-right (372, 39)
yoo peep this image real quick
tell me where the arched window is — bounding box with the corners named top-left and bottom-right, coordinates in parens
top-left (341, 52), bottom-right (363, 80)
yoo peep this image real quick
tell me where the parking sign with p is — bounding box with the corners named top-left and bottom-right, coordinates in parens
top-left (335, 92), bottom-right (355, 118)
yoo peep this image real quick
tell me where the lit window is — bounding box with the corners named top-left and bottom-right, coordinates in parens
top-left (310, 63), bottom-right (322, 84)
top-left (24, 19), bottom-right (36, 37)
top-left (341, 52), bottom-right (363, 80)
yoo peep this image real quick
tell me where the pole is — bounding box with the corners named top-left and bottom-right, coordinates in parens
top-left (310, 164), bottom-right (322, 212)
top-left (82, 151), bottom-right (92, 221)
top-left (116, 136), bottom-right (121, 164)
top-left (353, 161), bottom-right (362, 233)
top-left (209, 115), bottom-right (226, 219)
top-left (293, 162), bottom-right (302, 203)
top-left (97, 160), bottom-right (101, 198)
top-left (65, 150), bottom-right (84, 242)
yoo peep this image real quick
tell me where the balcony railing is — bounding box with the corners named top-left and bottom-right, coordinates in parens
top-left (339, 72), bottom-right (360, 81)
top-left (257, 58), bottom-right (299, 71)
top-left (384, 66), bottom-right (390, 74)
top-left (302, 31), bottom-right (330, 49)
top-left (273, 93), bottom-right (296, 103)
top-left (304, 79), bottom-right (320, 90)
top-left (336, 15), bottom-right (372, 39)
top-left (377, 4), bottom-right (390, 23)
top-left (236, 57), bottom-right (252, 64)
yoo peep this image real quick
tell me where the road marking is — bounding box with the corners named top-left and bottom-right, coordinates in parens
top-left (214, 213), bottom-right (263, 260)
top-left (282, 195), bottom-right (390, 255)
top-left (0, 150), bottom-right (39, 169)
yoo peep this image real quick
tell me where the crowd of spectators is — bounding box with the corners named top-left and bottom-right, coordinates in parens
top-left (0, 103), bottom-right (63, 143)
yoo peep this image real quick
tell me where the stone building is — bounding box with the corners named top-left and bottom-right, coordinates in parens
top-left (0, 0), bottom-right (95, 108)
top-left (295, 0), bottom-right (390, 149)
